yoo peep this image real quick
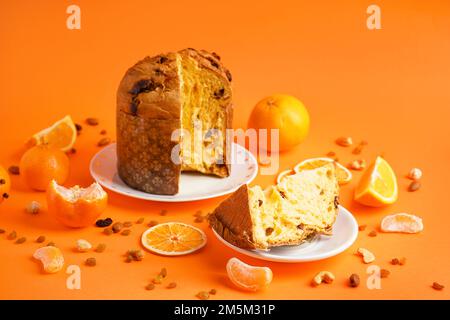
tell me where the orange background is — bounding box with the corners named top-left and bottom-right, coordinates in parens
top-left (1, 0), bottom-right (449, 300)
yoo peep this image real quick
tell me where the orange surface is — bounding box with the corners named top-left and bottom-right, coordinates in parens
top-left (0, 0), bottom-right (449, 300)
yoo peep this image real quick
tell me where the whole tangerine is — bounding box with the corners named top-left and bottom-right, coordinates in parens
top-left (247, 94), bottom-right (310, 152)
top-left (20, 145), bottom-right (70, 191)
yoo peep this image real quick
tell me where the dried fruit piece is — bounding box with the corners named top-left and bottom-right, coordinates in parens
top-left (33, 246), bottom-right (64, 273)
top-left (47, 241), bottom-right (56, 247)
top-left (47, 180), bottom-right (108, 227)
top-left (408, 181), bottom-right (421, 192)
top-left (100, 129), bottom-right (107, 135)
top-left (36, 235), bottom-right (46, 243)
top-left (196, 291), bottom-right (210, 300)
top-left (15, 237), bottom-right (26, 244)
top-left (141, 222), bottom-right (206, 256)
top-left (336, 137), bottom-right (353, 147)
top-left (147, 220), bottom-right (158, 227)
top-left (0, 166), bottom-right (11, 204)
top-left (75, 123), bottom-right (82, 132)
top-left (294, 157), bottom-right (352, 185)
top-left (348, 159), bottom-right (366, 171)
top-left (312, 271), bottom-right (335, 286)
top-left (26, 201), bottom-right (41, 214)
top-left (159, 268), bottom-right (167, 278)
top-left (112, 222), bottom-right (123, 233)
top-left (8, 165), bottom-right (20, 175)
top-left (127, 249), bottom-right (144, 261)
top-left (103, 228), bottom-right (113, 235)
top-left (76, 239), bottom-right (92, 252)
top-left (408, 168), bottom-right (422, 180)
top-left (121, 229), bottom-right (131, 236)
top-left (145, 283), bottom-right (155, 290)
top-left (391, 257), bottom-right (406, 265)
top-left (96, 218), bottom-right (113, 227)
top-left (85, 257), bottom-right (96, 266)
top-left (0, 229), bottom-right (5, 234)
top-left (368, 230), bottom-right (378, 237)
top-left (160, 209), bottom-right (168, 216)
top-left (349, 274), bottom-right (360, 287)
top-left (95, 243), bottom-right (106, 253)
top-left (381, 213), bottom-right (423, 234)
top-left (136, 217), bottom-right (144, 224)
top-left (354, 156), bottom-right (398, 207)
top-left (357, 248), bottom-right (375, 264)
top-left (380, 269), bottom-right (390, 278)
top-left (226, 257), bottom-right (273, 291)
top-left (209, 289), bottom-right (217, 295)
top-left (167, 282), bottom-right (177, 289)
top-left (152, 275), bottom-right (163, 284)
top-left (123, 221), bottom-right (132, 228)
top-left (85, 118), bottom-right (99, 126)
top-left (27, 115), bottom-right (77, 152)
top-left (97, 137), bottom-right (111, 147)
top-left (432, 282), bottom-right (444, 291)
top-left (358, 225), bottom-right (367, 231)
top-left (7, 230), bottom-right (17, 240)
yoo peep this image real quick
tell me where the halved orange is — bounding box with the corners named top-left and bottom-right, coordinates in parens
top-left (226, 257), bottom-right (273, 292)
top-left (354, 156), bottom-right (398, 207)
top-left (381, 213), bottom-right (423, 234)
top-left (276, 169), bottom-right (295, 184)
top-left (27, 115), bottom-right (77, 152)
top-left (47, 180), bottom-right (108, 228)
top-left (141, 222), bottom-right (206, 256)
top-left (294, 157), bottom-right (352, 185)
top-left (33, 246), bottom-right (65, 273)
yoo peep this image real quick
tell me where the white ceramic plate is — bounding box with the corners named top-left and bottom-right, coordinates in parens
top-left (212, 206), bottom-right (358, 263)
top-left (90, 143), bottom-right (258, 202)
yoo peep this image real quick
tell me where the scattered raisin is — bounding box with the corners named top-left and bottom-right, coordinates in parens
top-left (408, 181), bottom-right (421, 192)
top-left (67, 148), bottom-right (76, 154)
top-left (136, 217), bottom-right (144, 224)
top-left (194, 217), bottom-right (204, 223)
top-left (326, 151), bottom-right (336, 157)
top-left (196, 291), bottom-right (210, 300)
top-left (432, 282), bottom-right (445, 291)
top-left (127, 249), bottom-right (144, 261)
top-left (0, 179), bottom-right (5, 185)
top-left (123, 221), bottom-right (132, 228)
top-left (152, 275), bottom-right (163, 284)
top-left (209, 289), bottom-right (217, 295)
top-left (160, 209), bottom-right (168, 216)
top-left (15, 237), bottom-right (26, 244)
top-left (147, 220), bottom-right (158, 227)
top-left (145, 283), bottom-right (155, 290)
top-left (159, 268), bottom-right (167, 278)
top-left (96, 218), bottom-right (113, 227)
top-left (47, 242), bottom-right (56, 246)
top-left (258, 200), bottom-right (263, 207)
top-left (100, 129), bottom-right (107, 135)
top-left (391, 257), bottom-right (406, 265)
top-left (85, 257), bottom-right (96, 266)
top-left (103, 228), bottom-right (113, 235)
top-left (36, 235), bottom-right (46, 243)
top-left (112, 222), bottom-right (123, 233)
top-left (8, 165), bottom-right (20, 175)
top-left (358, 225), bottom-right (367, 231)
top-left (121, 229), bottom-right (131, 236)
top-left (167, 282), bottom-right (177, 289)
top-left (85, 118), bottom-right (99, 126)
top-left (380, 269), bottom-right (390, 278)
top-left (3, 193), bottom-right (9, 199)
top-left (97, 137), bottom-right (111, 147)
top-left (368, 230), bottom-right (378, 237)
top-left (75, 123), bottom-right (82, 131)
top-left (349, 274), bottom-right (360, 287)
top-left (0, 229), bottom-right (5, 234)
top-left (95, 243), bottom-right (106, 253)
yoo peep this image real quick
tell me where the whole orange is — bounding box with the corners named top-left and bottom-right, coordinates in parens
top-left (0, 165), bottom-right (11, 203)
top-left (20, 145), bottom-right (70, 191)
top-left (247, 94), bottom-right (310, 152)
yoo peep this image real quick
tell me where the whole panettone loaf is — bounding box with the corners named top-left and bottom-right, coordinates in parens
top-left (116, 49), bottom-right (233, 195)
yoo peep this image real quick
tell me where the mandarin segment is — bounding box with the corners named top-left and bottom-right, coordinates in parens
top-left (381, 213), bottom-right (423, 234)
top-left (33, 246), bottom-right (64, 274)
top-left (226, 257), bottom-right (273, 292)
top-left (141, 222), bottom-right (206, 256)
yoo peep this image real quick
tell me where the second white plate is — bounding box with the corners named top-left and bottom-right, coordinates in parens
top-left (90, 143), bottom-right (258, 202)
top-left (212, 206), bottom-right (358, 263)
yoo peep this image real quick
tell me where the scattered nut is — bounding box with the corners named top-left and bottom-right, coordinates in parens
top-left (85, 118), bottom-right (99, 126)
top-left (408, 168), bottom-right (422, 180)
top-left (349, 274), bottom-right (360, 287)
top-left (357, 248), bottom-right (375, 264)
top-left (8, 165), bottom-right (20, 175)
top-left (15, 237), bottom-right (26, 244)
top-left (97, 137), bottom-right (111, 147)
top-left (408, 181), bottom-right (421, 192)
top-left (348, 159), bottom-right (366, 171)
top-left (36, 235), bottom-right (46, 243)
top-left (312, 271), bottom-right (335, 286)
top-left (432, 282), bottom-right (444, 291)
top-left (95, 243), bottom-right (106, 253)
top-left (112, 222), bottom-right (123, 233)
top-left (76, 239), bottom-right (92, 252)
top-left (167, 282), bottom-right (177, 289)
top-left (336, 137), bottom-right (353, 147)
top-left (85, 257), bottom-right (96, 266)
top-left (196, 291), bottom-right (210, 300)
top-left (368, 230), bottom-right (378, 237)
top-left (380, 269), bottom-right (390, 278)
top-left (26, 201), bottom-right (41, 214)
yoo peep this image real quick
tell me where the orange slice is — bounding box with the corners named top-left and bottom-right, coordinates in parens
top-left (47, 180), bottom-right (108, 228)
top-left (226, 257), bottom-right (273, 292)
top-left (294, 157), bottom-right (352, 185)
top-left (354, 156), bottom-right (398, 207)
top-left (33, 246), bottom-right (65, 273)
top-left (27, 115), bottom-right (76, 152)
top-left (381, 213), bottom-right (423, 234)
top-left (141, 222), bottom-right (206, 256)
top-left (276, 169), bottom-right (295, 184)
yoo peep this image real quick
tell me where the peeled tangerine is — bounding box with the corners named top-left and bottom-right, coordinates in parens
top-left (33, 246), bottom-right (64, 273)
top-left (226, 257), bottom-right (273, 292)
top-left (47, 180), bottom-right (108, 228)
top-left (381, 213), bottom-right (423, 234)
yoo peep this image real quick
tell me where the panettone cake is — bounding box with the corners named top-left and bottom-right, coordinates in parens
top-left (116, 49), bottom-right (233, 195)
top-left (209, 163), bottom-right (340, 250)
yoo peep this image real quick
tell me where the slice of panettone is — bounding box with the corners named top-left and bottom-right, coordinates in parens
top-left (209, 163), bottom-right (340, 250)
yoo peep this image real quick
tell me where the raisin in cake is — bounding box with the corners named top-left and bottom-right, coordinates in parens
top-left (116, 49), bottom-right (233, 195)
top-left (209, 163), bottom-right (340, 250)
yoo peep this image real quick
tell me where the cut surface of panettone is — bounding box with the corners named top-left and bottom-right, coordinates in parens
top-left (209, 163), bottom-right (340, 250)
